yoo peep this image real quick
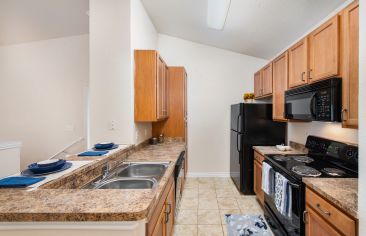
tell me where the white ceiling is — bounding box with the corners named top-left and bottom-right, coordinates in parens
top-left (0, 0), bottom-right (89, 46)
top-left (142, 0), bottom-right (347, 59)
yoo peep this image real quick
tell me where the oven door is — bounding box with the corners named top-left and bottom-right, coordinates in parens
top-left (263, 161), bottom-right (304, 236)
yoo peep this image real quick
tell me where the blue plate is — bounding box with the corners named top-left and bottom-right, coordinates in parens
top-left (27, 160), bottom-right (66, 174)
top-left (94, 142), bottom-right (115, 150)
top-left (93, 144), bottom-right (119, 151)
top-left (21, 162), bottom-right (72, 177)
top-left (33, 159), bottom-right (66, 168)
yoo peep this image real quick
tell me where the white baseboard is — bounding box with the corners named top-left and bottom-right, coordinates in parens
top-left (186, 172), bottom-right (231, 178)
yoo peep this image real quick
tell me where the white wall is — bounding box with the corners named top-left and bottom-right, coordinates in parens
top-left (89, 0), bottom-right (134, 145)
top-left (130, 0), bottom-right (158, 144)
top-left (158, 34), bottom-right (267, 176)
top-left (0, 35), bottom-right (89, 168)
top-left (358, 0), bottom-right (365, 234)
top-left (288, 122), bottom-right (358, 145)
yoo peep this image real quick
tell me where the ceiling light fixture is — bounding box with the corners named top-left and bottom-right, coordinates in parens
top-left (206, 0), bottom-right (231, 30)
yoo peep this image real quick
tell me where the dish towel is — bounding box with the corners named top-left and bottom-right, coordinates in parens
top-left (261, 162), bottom-right (273, 195)
top-left (0, 176), bottom-right (46, 188)
top-left (274, 172), bottom-right (292, 218)
top-left (78, 151), bottom-right (109, 156)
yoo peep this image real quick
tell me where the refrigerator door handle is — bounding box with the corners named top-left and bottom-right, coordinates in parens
top-left (237, 115), bottom-right (240, 132)
top-left (237, 134), bottom-right (242, 152)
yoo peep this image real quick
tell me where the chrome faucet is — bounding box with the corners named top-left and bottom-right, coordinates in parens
top-left (101, 164), bottom-right (110, 180)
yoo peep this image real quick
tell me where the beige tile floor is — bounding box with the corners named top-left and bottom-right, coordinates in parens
top-left (173, 177), bottom-right (264, 236)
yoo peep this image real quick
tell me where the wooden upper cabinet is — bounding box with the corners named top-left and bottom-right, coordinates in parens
top-left (262, 63), bottom-right (273, 96)
top-left (341, 1), bottom-right (359, 128)
top-left (254, 71), bottom-right (262, 98)
top-left (309, 15), bottom-right (340, 82)
top-left (272, 52), bottom-right (288, 121)
top-left (157, 57), bottom-right (168, 120)
top-left (254, 64), bottom-right (272, 99)
top-left (134, 50), bottom-right (169, 122)
top-left (289, 38), bottom-right (308, 88)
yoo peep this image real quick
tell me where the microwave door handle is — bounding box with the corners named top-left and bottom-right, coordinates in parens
top-left (310, 94), bottom-right (317, 119)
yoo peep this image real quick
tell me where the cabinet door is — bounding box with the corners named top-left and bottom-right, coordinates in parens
top-left (273, 52), bottom-right (288, 121)
top-left (152, 205), bottom-right (165, 236)
top-left (253, 160), bottom-right (264, 205)
top-left (289, 39), bottom-right (308, 88)
top-left (254, 71), bottom-right (262, 98)
top-left (157, 57), bottom-right (165, 120)
top-left (341, 1), bottom-right (359, 128)
top-left (309, 15), bottom-right (340, 82)
top-left (305, 207), bottom-right (342, 236)
top-left (262, 63), bottom-right (273, 96)
top-left (164, 184), bottom-right (175, 236)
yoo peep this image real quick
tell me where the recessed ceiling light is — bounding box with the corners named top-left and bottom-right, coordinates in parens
top-left (206, 0), bottom-right (231, 30)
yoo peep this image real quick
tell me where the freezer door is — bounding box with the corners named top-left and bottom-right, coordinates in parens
top-left (230, 130), bottom-right (241, 189)
top-left (231, 104), bottom-right (244, 133)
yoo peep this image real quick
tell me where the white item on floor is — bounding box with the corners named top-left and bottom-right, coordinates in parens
top-left (261, 162), bottom-right (272, 195)
top-left (274, 172), bottom-right (292, 218)
top-left (275, 145), bottom-right (291, 151)
top-left (12, 161), bottom-right (93, 190)
top-left (0, 142), bottom-right (21, 178)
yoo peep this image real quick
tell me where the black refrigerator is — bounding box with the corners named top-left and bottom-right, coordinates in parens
top-left (230, 103), bottom-right (286, 194)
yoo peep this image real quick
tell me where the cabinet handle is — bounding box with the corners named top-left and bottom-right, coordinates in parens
top-left (166, 203), bottom-right (172, 214)
top-left (164, 211), bottom-right (169, 224)
top-left (303, 210), bottom-right (308, 224)
top-left (316, 203), bottom-right (331, 217)
top-left (341, 108), bottom-right (348, 121)
top-left (308, 69), bottom-right (313, 80)
top-left (301, 72), bottom-right (306, 82)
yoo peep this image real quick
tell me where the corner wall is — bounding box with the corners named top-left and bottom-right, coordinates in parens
top-left (130, 0), bottom-right (158, 144)
top-left (158, 34), bottom-right (267, 176)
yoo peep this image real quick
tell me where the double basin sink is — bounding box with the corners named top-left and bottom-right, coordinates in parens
top-left (84, 162), bottom-right (170, 190)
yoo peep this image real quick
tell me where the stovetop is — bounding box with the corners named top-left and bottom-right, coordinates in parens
top-left (265, 154), bottom-right (358, 180)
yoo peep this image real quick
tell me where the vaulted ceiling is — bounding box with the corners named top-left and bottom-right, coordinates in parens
top-left (142, 0), bottom-right (348, 59)
top-left (0, 0), bottom-right (89, 46)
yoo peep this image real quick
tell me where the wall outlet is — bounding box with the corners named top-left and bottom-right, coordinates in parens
top-left (110, 120), bottom-right (116, 130)
top-left (65, 125), bottom-right (74, 132)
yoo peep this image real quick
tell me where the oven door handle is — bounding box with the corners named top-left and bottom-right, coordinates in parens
top-left (288, 182), bottom-right (300, 189)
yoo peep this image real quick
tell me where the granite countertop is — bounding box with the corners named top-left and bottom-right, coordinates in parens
top-left (0, 141), bottom-right (185, 222)
top-left (253, 146), bottom-right (306, 156)
top-left (303, 178), bottom-right (358, 219)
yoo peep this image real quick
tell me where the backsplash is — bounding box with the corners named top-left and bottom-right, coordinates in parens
top-left (288, 122), bottom-right (358, 145)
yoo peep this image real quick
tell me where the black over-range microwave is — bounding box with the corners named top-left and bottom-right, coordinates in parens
top-left (285, 78), bottom-right (341, 122)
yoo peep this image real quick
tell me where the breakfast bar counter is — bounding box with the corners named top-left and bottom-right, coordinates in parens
top-left (0, 141), bottom-right (185, 222)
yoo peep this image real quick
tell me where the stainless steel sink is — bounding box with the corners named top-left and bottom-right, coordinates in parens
top-left (116, 162), bottom-right (169, 180)
top-left (83, 162), bottom-right (170, 189)
top-left (95, 178), bottom-right (157, 189)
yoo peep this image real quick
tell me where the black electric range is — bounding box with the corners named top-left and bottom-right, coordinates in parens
top-left (263, 136), bottom-right (358, 236)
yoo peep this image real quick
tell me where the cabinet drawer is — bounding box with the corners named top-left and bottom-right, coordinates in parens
top-left (306, 188), bottom-right (356, 236)
top-left (254, 151), bottom-right (265, 163)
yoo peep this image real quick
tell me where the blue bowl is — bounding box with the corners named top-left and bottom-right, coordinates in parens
top-left (27, 160), bottom-right (66, 174)
top-left (94, 142), bottom-right (115, 150)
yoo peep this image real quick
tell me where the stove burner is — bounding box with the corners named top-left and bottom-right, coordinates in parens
top-left (291, 166), bottom-right (322, 177)
top-left (322, 168), bottom-right (346, 177)
top-left (272, 155), bottom-right (292, 162)
top-left (292, 156), bottom-right (314, 163)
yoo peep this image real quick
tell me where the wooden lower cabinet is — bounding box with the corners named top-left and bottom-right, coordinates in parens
top-left (304, 187), bottom-right (357, 236)
top-left (147, 177), bottom-right (175, 236)
top-left (253, 151), bottom-right (265, 205)
top-left (151, 206), bottom-right (166, 236)
top-left (305, 206), bottom-right (341, 236)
